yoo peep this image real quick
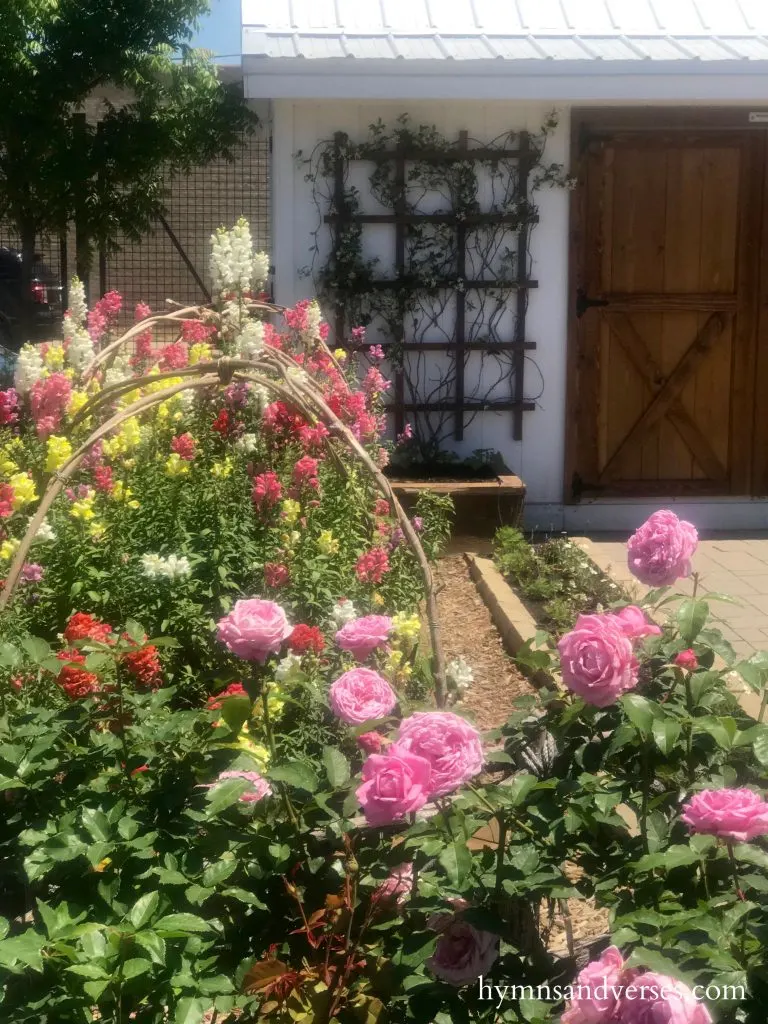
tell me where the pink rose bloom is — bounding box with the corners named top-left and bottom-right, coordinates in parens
top-left (373, 863), bottom-right (413, 906)
top-left (561, 945), bottom-right (625, 1024)
top-left (675, 649), bottom-right (699, 672)
top-left (610, 605), bottom-right (661, 642)
top-left (681, 788), bottom-right (768, 842)
top-left (328, 668), bottom-right (397, 724)
top-left (217, 599), bottom-right (292, 663)
top-left (426, 914), bottom-right (498, 986)
top-left (215, 770), bottom-right (272, 804)
top-left (358, 731), bottom-right (384, 754)
top-left (335, 614), bottom-right (392, 661)
top-left (557, 614), bottom-right (639, 708)
top-left (395, 712), bottom-right (484, 798)
top-left (618, 972), bottom-right (712, 1024)
top-left (356, 747), bottom-right (431, 826)
top-left (627, 510), bottom-right (698, 587)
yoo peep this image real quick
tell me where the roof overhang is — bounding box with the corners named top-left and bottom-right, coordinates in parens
top-left (243, 56), bottom-right (768, 103)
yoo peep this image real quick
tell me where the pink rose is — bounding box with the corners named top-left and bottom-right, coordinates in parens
top-left (557, 613), bottom-right (639, 708)
top-left (627, 510), bottom-right (698, 587)
top-left (356, 748), bottom-right (431, 826)
top-left (675, 649), bottom-right (698, 672)
top-left (610, 605), bottom-right (661, 642)
top-left (562, 945), bottom-right (625, 1023)
top-left (215, 770), bottom-right (272, 803)
top-left (335, 614), bottom-right (392, 661)
top-left (426, 913), bottom-right (498, 986)
top-left (328, 668), bottom-right (398, 724)
top-left (681, 788), bottom-right (768, 842)
top-left (358, 731), bottom-right (384, 754)
top-left (395, 712), bottom-right (484, 798)
top-left (373, 863), bottom-right (413, 906)
top-left (216, 599), bottom-right (292, 663)
top-left (618, 972), bottom-right (712, 1024)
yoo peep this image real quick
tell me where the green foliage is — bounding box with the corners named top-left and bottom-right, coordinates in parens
top-left (494, 527), bottom-right (626, 634)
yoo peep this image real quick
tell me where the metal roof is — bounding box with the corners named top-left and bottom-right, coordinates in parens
top-left (242, 0), bottom-right (768, 62)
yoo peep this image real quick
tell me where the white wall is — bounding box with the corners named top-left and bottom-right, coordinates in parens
top-left (271, 99), bottom-right (571, 511)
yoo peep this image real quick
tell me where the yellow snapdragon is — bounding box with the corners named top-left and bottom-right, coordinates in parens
top-left (43, 345), bottom-right (65, 371)
top-left (333, 348), bottom-right (347, 362)
top-left (88, 521), bottom-right (107, 541)
top-left (45, 435), bottom-right (72, 474)
top-left (70, 488), bottom-right (96, 521)
top-left (281, 499), bottom-right (301, 525)
top-left (235, 723), bottom-right (270, 770)
top-left (111, 480), bottom-right (139, 508)
top-left (67, 390), bottom-right (90, 420)
top-left (0, 453), bottom-right (18, 478)
top-left (9, 472), bottom-right (37, 509)
top-left (0, 538), bottom-right (20, 561)
top-left (317, 529), bottom-right (339, 555)
top-left (211, 457), bottom-right (233, 479)
top-left (165, 454), bottom-right (190, 477)
top-left (102, 417), bottom-right (141, 459)
top-left (189, 342), bottom-right (212, 365)
top-left (391, 612), bottom-right (421, 647)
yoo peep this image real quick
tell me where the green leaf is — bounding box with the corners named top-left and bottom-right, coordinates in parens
top-left (677, 599), bottom-right (709, 643)
top-left (124, 619), bottom-right (146, 644)
top-left (21, 636), bottom-right (51, 664)
top-left (632, 845), bottom-right (701, 873)
top-left (507, 773), bottom-right (538, 807)
top-left (222, 887), bottom-right (267, 908)
top-left (0, 643), bottom-right (20, 669)
top-left (67, 963), bottom-right (109, 979)
top-left (322, 746), bottom-right (350, 788)
top-left (438, 840), bottom-right (471, 887)
top-left (84, 979), bottom-right (109, 1000)
top-left (268, 761), bottom-right (318, 793)
top-left (134, 931), bottom-right (166, 965)
top-left (694, 717), bottom-right (738, 750)
top-left (81, 807), bottom-right (110, 842)
top-left (219, 696), bottom-right (251, 735)
top-left (154, 913), bottom-right (213, 935)
top-left (174, 997), bottom-right (206, 1024)
top-left (130, 892), bottom-right (159, 931)
top-left (732, 843), bottom-right (768, 871)
top-left (205, 778), bottom-right (250, 816)
top-left (751, 729), bottom-right (768, 767)
top-left (122, 957), bottom-right (152, 980)
top-left (202, 860), bottom-right (237, 887)
top-left (652, 718), bottom-right (682, 756)
top-left (621, 694), bottom-right (661, 734)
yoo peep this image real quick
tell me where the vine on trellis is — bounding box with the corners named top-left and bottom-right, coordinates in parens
top-left (300, 112), bottom-right (572, 453)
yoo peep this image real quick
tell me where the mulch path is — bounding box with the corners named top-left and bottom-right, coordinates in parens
top-left (433, 551), bottom-right (610, 954)
top-left (433, 553), bottom-right (533, 730)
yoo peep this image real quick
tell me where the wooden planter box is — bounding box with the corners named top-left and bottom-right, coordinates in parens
top-left (389, 472), bottom-right (526, 537)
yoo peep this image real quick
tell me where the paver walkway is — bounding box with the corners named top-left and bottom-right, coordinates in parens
top-left (578, 534), bottom-right (768, 661)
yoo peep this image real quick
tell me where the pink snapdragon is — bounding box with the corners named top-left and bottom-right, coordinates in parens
top-left (88, 291), bottom-right (123, 342)
top-left (292, 455), bottom-right (319, 490)
top-left (30, 373), bottom-right (72, 438)
top-left (251, 471), bottom-right (283, 513)
top-left (171, 433), bottom-right (197, 461)
top-left (355, 547), bottom-right (390, 584)
top-left (0, 388), bottom-right (19, 427)
top-left (158, 341), bottom-right (189, 370)
top-left (264, 562), bottom-right (290, 588)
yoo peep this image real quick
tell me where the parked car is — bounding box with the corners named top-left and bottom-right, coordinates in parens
top-left (0, 246), bottom-right (63, 352)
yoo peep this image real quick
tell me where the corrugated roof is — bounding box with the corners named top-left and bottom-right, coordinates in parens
top-left (241, 0), bottom-right (768, 61)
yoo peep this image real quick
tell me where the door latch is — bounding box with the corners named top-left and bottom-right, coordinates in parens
top-left (576, 289), bottom-right (609, 319)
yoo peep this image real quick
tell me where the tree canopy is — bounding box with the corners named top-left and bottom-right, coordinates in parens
top-left (0, 0), bottom-right (254, 293)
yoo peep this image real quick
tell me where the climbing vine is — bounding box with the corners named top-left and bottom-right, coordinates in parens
top-left (300, 112), bottom-right (573, 456)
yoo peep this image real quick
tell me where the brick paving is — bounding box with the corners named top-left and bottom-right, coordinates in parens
top-left (577, 535), bottom-right (768, 661)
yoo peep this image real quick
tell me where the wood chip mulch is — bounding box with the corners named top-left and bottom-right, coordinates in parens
top-left (433, 554), bottom-right (534, 730)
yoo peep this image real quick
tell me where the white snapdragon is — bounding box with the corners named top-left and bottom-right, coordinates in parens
top-left (104, 353), bottom-right (133, 389)
top-left (210, 217), bottom-right (253, 295)
top-left (446, 657), bottom-right (474, 695)
top-left (67, 276), bottom-right (88, 327)
top-left (33, 518), bottom-right (56, 543)
top-left (275, 652), bottom-right (303, 682)
top-left (285, 366), bottom-right (308, 385)
top-left (252, 251), bottom-right (270, 290)
top-left (235, 320), bottom-right (264, 360)
top-left (65, 327), bottom-right (95, 373)
top-left (330, 598), bottom-right (357, 628)
top-left (235, 432), bottom-right (259, 453)
top-left (13, 344), bottom-right (43, 395)
top-left (140, 553), bottom-right (192, 580)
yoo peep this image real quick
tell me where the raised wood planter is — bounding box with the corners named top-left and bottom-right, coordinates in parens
top-left (389, 472), bottom-right (525, 537)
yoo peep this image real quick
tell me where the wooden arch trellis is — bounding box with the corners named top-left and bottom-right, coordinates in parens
top-left (0, 304), bottom-right (447, 704)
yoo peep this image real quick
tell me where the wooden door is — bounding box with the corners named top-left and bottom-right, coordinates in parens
top-left (568, 128), bottom-right (762, 499)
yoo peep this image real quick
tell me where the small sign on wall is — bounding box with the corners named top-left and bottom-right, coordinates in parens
top-left (749, 112), bottom-right (768, 124)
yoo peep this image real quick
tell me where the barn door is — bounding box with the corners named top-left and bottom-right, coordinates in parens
top-left (569, 130), bottom-right (762, 499)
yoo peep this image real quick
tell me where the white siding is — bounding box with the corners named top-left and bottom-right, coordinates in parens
top-left (271, 99), bottom-right (570, 509)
